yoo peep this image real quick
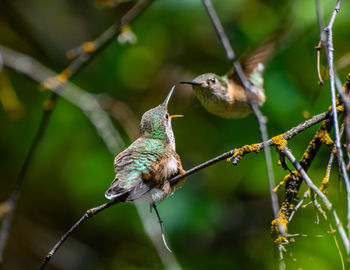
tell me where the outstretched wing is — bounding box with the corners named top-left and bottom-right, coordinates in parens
top-left (228, 20), bottom-right (287, 84)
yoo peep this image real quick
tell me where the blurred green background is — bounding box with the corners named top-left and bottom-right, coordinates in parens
top-left (1, 0), bottom-right (350, 269)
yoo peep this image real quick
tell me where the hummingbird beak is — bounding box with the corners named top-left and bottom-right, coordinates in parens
top-left (162, 85), bottom-right (175, 106)
top-left (169, 115), bottom-right (184, 119)
top-left (180, 81), bottom-right (201, 86)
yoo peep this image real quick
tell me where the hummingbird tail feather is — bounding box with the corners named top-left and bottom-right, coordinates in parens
top-left (105, 186), bottom-right (128, 200)
top-left (105, 180), bottom-right (154, 201)
top-left (126, 181), bottom-right (154, 201)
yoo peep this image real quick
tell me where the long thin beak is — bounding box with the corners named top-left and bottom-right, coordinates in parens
top-left (180, 81), bottom-right (200, 86)
top-left (162, 85), bottom-right (175, 106)
top-left (169, 115), bottom-right (184, 119)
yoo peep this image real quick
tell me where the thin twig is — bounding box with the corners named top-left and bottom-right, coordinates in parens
top-left (289, 142), bottom-right (335, 222)
top-left (271, 116), bottom-right (334, 247)
top-left (282, 146), bottom-right (350, 254)
top-left (201, 0), bottom-right (280, 231)
top-left (0, 93), bottom-right (58, 262)
top-left (321, 0), bottom-right (350, 240)
top-left (38, 195), bottom-right (127, 270)
top-left (315, 0), bottom-right (350, 153)
top-left (315, 41), bottom-right (324, 85)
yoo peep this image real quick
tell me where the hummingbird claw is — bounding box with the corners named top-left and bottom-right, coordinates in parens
top-left (151, 203), bottom-right (172, 252)
top-left (162, 233), bottom-right (173, 253)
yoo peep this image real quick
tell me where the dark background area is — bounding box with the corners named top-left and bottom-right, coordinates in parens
top-left (1, 0), bottom-right (350, 269)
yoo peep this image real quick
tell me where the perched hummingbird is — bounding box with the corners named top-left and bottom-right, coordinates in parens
top-left (181, 33), bottom-right (278, 119)
top-left (105, 86), bottom-right (185, 203)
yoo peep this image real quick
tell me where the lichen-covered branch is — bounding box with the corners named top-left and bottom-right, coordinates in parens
top-left (270, 117), bottom-right (334, 243)
top-left (282, 146), bottom-right (350, 254)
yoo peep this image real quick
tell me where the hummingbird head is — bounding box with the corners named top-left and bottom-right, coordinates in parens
top-left (140, 86), bottom-right (183, 147)
top-left (180, 73), bottom-right (227, 99)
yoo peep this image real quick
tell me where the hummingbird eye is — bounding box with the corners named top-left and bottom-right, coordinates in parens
top-left (165, 113), bottom-right (169, 119)
top-left (209, 77), bottom-right (217, 84)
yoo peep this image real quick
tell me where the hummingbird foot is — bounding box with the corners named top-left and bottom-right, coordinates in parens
top-left (150, 203), bottom-right (172, 253)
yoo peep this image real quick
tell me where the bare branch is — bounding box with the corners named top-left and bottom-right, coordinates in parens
top-left (319, 0), bottom-right (350, 239)
top-left (201, 0), bottom-right (280, 234)
top-left (0, 93), bottom-right (57, 262)
top-left (282, 146), bottom-right (350, 254)
top-left (271, 116), bottom-right (334, 245)
top-left (38, 195), bottom-right (127, 270)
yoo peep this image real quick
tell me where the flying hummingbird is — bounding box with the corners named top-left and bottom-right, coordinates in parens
top-left (105, 86), bottom-right (185, 203)
top-left (181, 32), bottom-right (279, 119)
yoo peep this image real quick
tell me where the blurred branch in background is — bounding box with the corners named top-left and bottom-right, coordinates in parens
top-left (0, 45), bottom-right (125, 153)
top-left (200, 0), bottom-right (282, 263)
top-left (0, 92), bottom-right (57, 263)
top-left (97, 94), bottom-right (139, 140)
top-left (43, 0), bottom-right (153, 91)
top-left (0, 0), bottom-right (162, 266)
top-left (0, 44), bottom-right (182, 270)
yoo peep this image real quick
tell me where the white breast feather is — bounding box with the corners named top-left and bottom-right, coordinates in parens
top-left (150, 188), bottom-right (165, 202)
top-left (165, 157), bottom-right (178, 178)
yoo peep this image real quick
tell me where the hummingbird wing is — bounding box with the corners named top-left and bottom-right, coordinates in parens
top-left (227, 37), bottom-right (276, 84)
top-left (105, 139), bottom-right (165, 201)
top-left (228, 20), bottom-right (288, 83)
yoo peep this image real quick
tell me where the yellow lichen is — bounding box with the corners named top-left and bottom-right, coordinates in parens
top-left (320, 177), bottom-right (329, 193)
top-left (233, 144), bottom-right (261, 157)
top-left (336, 105), bottom-right (344, 112)
top-left (316, 129), bottom-right (334, 146)
top-left (302, 151), bottom-right (309, 160)
top-left (0, 201), bottom-right (10, 218)
top-left (271, 212), bottom-right (288, 232)
top-left (83, 41), bottom-right (97, 53)
top-left (294, 171), bottom-right (301, 178)
top-left (274, 236), bottom-right (288, 244)
top-left (42, 69), bottom-right (72, 89)
top-left (329, 104), bottom-right (344, 112)
top-left (121, 24), bottom-right (132, 34)
top-left (272, 134), bottom-right (287, 152)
